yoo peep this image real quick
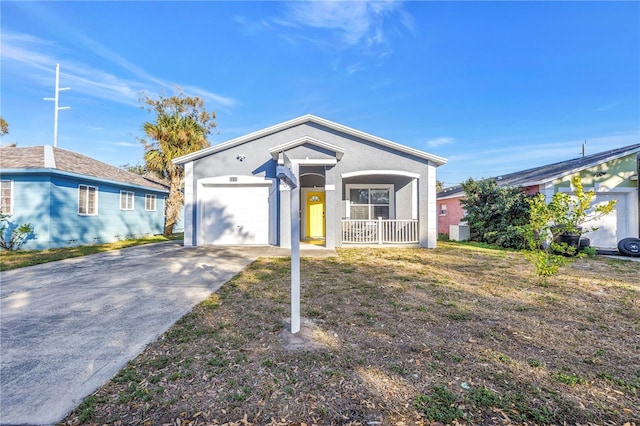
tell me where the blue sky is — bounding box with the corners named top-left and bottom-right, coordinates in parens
top-left (1, 1), bottom-right (638, 187)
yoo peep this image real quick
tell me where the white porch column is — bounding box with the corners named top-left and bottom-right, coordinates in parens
top-left (411, 178), bottom-right (418, 220)
top-left (324, 165), bottom-right (337, 249)
top-left (420, 163), bottom-right (438, 248)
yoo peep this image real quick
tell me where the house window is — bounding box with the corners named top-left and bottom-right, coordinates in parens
top-left (120, 191), bottom-right (134, 210)
top-left (78, 185), bottom-right (98, 215)
top-left (1, 180), bottom-right (13, 214)
top-left (347, 185), bottom-right (392, 220)
top-left (145, 194), bottom-right (156, 211)
top-left (440, 204), bottom-right (447, 216)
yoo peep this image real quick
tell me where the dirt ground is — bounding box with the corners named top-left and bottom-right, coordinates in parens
top-left (63, 243), bottom-right (639, 425)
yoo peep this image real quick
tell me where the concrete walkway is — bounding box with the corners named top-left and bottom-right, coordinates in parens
top-left (0, 242), bottom-right (335, 425)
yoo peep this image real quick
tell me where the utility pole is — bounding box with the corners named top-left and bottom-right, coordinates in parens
top-left (44, 63), bottom-right (70, 148)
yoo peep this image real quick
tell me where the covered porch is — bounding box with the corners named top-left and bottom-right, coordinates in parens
top-left (341, 170), bottom-right (421, 245)
top-left (342, 218), bottom-right (419, 244)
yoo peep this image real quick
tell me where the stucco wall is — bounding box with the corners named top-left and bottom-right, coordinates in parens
top-left (191, 123), bottom-right (433, 178)
top-left (189, 121), bottom-right (440, 247)
top-left (437, 196), bottom-right (465, 235)
top-left (554, 153), bottom-right (638, 190)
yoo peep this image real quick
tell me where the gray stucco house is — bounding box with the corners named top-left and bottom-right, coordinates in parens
top-left (173, 115), bottom-right (447, 249)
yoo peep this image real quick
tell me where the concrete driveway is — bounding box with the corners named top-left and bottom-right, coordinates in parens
top-left (0, 241), bottom-right (284, 425)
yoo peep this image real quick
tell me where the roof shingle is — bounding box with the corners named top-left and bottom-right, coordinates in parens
top-left (0, 146), bottom-right (167, 191)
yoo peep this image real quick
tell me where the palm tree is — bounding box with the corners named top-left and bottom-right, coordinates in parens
top-left (141, 93), bottom-right (216, 235)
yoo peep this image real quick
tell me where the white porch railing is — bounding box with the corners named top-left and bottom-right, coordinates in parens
top-left (342, 219), bottom-right (419, 244)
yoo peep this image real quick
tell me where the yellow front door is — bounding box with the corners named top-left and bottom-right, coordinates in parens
top-left (306, 191), bottom-right (325, 238)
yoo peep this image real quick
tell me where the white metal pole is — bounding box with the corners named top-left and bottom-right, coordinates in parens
top-left (53, 64), bottom-right (60, 147)
top-left (44, 64), bottom-right (71, 148)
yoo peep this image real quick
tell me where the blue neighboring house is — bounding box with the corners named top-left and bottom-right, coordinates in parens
top-left (0, 145), bottom-right (169, 250)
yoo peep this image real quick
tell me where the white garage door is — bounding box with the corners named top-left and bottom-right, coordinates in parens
top-left (585, 193), bottom-right (628, 249)
top-left (200, 185), bottom-right (270, 245)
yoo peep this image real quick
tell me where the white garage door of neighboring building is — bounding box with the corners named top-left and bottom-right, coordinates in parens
top-left (586, 192), bottom-right (628, 250)
top-left (200, 184), bottom-right (270, 245)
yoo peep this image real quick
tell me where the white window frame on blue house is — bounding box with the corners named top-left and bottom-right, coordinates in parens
top-left (0, 180), bottom-right (13, 215)
top-left (120, 190), bottom-right (134, 211)
top-left (145, 194), bottom-right (156, 211)
top-left (78, 184), bottom-right (98, 216)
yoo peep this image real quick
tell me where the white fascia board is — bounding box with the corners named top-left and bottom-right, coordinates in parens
top-left (342, 170), bottom-right (420, 179)
top-left (173, 114), bottom-right (448, 166)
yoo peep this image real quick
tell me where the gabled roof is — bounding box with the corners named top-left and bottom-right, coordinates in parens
top-left (269, 136), bottom-right (346, 161)
top-left (438, 143), bottom-right (640, 199)
top-left (173, 114), bottom-right (448, 166)
top-left (0, 146), bottom-right (168, 192)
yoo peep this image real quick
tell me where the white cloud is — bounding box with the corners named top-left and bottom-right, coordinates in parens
top-left (182, 86), bottom-right (239, 109)
top-left (595, 102), bottom-right (620, 112)
top-left (274, 1), bottom-right (411, 52)
top-left (0, 32), bottom-right (59, 76)
top-left (427, 137), bottom-right (455, 148)
top-left (0, 29), bottom-right (238, 109)
top-left (112, 141), bottom-right (139, 148)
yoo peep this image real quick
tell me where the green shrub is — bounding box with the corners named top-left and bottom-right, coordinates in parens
top-left (460, 178), bottom-right (530, 249)
top-left (0, 212), bottom-right (35, 251)
top-left (525, 176), bottom-right (616, 281)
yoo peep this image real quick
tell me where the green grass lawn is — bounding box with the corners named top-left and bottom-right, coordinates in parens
top-left (0, 233), bottom-right (183, 271)
top-left (62, 243), bottom-right (639, 425)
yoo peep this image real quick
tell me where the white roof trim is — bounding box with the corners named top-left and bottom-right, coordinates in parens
top-left (342, 170), bottom-right (421, 179)
top-left (173, 114), bottom-right (448, 166)
top-left (269, 136), bottom-right (345, 160)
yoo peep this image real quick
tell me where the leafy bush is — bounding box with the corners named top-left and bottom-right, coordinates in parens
top-left (0, 213), bottom-right (34, 251)
top-left (460, 178), bottom-right (530, 249)
top-left (525, 175), bottom-right (616, 281)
